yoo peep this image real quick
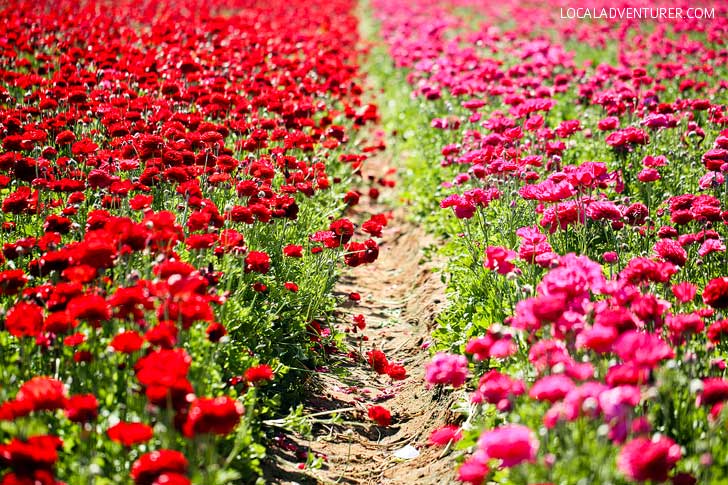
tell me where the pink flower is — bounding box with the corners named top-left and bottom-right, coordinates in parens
top-left (484, 246), bottom-right (517, 274)
top-left (477, 424), bottom-right (538, 468)
top-left (614, 331), bottom-right (674, 369)
top-left (671, 282), bottom-right (697, 303)
top-left (637, 168), bottom-right (660, 182)
top-left (697, 378), bottom-right (728, 407)
top-left (425, 353), bottom-right (469, 388)
top-left (617, 436), bottom-right (681, 482)
top-left (472, 370), bottom-right (525, 409)
top-left (458, 450), bottom-right (489, 485)
top-left (428, 425), bottom-right (463, 446)
top-left (698, 238), bottom-right (726, 257)
top-left (528, 375), bottom-right (575, 403)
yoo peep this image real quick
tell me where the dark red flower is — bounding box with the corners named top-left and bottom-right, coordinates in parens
top-left (64, 394), bottom-right (98, 423)
top-left (704, 277), bottom-right (728, 309)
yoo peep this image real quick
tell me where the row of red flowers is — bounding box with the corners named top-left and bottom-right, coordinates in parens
top-left (0, 0), bottom-right (388, 482)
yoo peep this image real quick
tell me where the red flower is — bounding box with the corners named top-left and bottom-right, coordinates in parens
top-left (110, 331), bottom-right (144, 354)
top-left (385, 363), bottom-right (407, 381)
top-left (329, 219), bottom-right (355, 245)
top-left (152, 474), bottom-right (190, 485)
top-left (366, 350), bottom-right (389, 374)
top-left (283, 245), bottom-right (303, 258)
top-left (0, 435), bottom-right (63, 475)
top-left (5, 301), bottom-right (43, 338)
top-left (704, 277), bottom-right (728, 309)
top-left (66, 294), bottom-right (111, 325)
top-left (244, 251), bottom-right (271, 274)
top-left (205, 322), bottom-right (227, 343)
top-left (131, 450), bottom-right (188, 485)
top-left (0, 399), bottom-right (33, 421)
top-left (182, 396), bottom-right (243, 437)
top-left (107, 422), bottom-right (154, 446)
top-left (16, 377), bottom-right (67, 412)
top-left (708, 319), bottom-right (728, 344)
top-left (244, 365), bottom-right (274, 384)
top-left (64, 394), bottom-right (98, 423)
top-left (134, 349), bottom-right (192, 409)
top-left (367, 405), bottom-right (391, 426)
top-left (284, 282), bottom-right (299, 292)
top-left (0, 269), bottom-right (27, 295)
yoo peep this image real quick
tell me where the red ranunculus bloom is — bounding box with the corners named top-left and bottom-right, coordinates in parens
top-left (107, 422), bottom-right (154, 447)
top-left (16, 377), bottom-right (67, 412)
top-left (244, 364), bottom-right (274, 384)
top-left (131, 450), bottom-right (188, 485)
top-left (64, 394), bottom-right (98, 423)
top-left (244, 251), bottom-right (271, 274)
top-left (704, 277), bottom-right (728, 309)
top-left (367, 405), bottom-right (391, 426)
top-left (182, 396), bottom-right (243, 437)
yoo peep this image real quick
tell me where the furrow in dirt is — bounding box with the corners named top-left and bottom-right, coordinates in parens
top-left (266, 158), bottom-right (459, 484)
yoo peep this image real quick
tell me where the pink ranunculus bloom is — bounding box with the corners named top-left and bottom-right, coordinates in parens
top-left (477, 424), bottom-right (538, 468)
top-left (613, 331), bottom-right (674, 369)
top-left (484, 245), bottom-right (517, 274)
top-left (617, 436), bottom-right (681, 482)
top-left (671, 281), bottom-right (697, 303)
top-left (528, 375), bottom-right (575, 403)
top-left (458, 449), bottom-right (489, 485)
top-left (428, 425), bottom-right (463, 446)
top-left (425, 353), bottom-right (469, 388)
top-left (472, 370), bottom-right (525, 409)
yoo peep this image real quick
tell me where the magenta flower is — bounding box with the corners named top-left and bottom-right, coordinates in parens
top-left (425, 353), bottom-right (468, 388)
top-left (477, 424), bottom-right (538, 468)
top-left (617, 436), bottom-right (681, 482)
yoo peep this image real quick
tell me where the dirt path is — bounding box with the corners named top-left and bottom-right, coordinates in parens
top-left (266, 152), bottom-right (460, 483)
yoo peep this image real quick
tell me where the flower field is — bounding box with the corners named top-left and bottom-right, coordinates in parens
top-left (2, 0), bottom-right (728, 483)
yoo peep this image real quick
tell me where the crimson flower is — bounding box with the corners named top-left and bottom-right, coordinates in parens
top-left (107, 422), bottom-right (154, 446)
top-left (131, 450), bottom-right (188, 485)
top-left (367, 405), bottom-right (391, 426)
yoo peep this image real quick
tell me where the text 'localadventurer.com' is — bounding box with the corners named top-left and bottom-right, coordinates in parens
top-left (560, 7), bottom-right (716, 19)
